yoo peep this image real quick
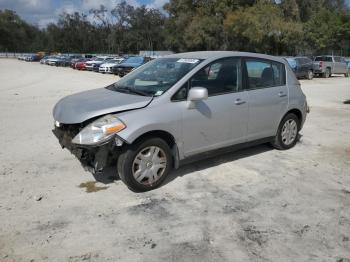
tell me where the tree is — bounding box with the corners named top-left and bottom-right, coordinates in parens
top-left (223, 1), bottom-right (303, 55)
top-left (0, 9), bottom-right (41, 52)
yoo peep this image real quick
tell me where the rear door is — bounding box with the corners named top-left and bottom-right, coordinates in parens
top-left (243, 58), bottom-right (288, 141)
top-left (179, 57), bottom-right (249, 156)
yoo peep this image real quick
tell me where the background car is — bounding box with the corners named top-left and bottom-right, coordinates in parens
top-left (55, 56), bottom-right (73, 67)
top-left (40, 56), bottom-right (50, 64)
top-left (285, 57), bottom-right (314, 80)
top-left (71, 58), bottom-right (88, 69)
top-left (111, 56), bottom-right (151, 77)
top-left (99, 58), bottom-right (124, 74)
top-left (85, 57), bottom-right (113, 71)
top-left (75, 59), bottom-right (91, 70)
top-left (313, 55), bottom-right (349, 78)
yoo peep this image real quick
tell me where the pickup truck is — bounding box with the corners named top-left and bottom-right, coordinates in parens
top-left (313, 55), bottom-right (349, 78)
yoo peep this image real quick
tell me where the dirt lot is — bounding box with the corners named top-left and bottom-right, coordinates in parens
top-left (0, 59), bottom-right (349, 262)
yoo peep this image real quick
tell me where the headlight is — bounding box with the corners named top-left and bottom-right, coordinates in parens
top-left (72, 115), bottom-right (126, 145)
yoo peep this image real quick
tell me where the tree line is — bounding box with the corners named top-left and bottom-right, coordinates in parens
top-left (1, 0), bottom-right (350, 56)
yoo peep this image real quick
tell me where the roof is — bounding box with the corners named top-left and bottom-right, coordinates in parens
top-left (166, 51), bottom-right (285, 63)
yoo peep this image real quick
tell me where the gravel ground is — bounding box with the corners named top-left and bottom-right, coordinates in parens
top-left (0, 59), bottom-right (349, 262)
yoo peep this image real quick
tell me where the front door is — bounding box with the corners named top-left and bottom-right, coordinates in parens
top-left (180, 57), bottom-right (249, 156)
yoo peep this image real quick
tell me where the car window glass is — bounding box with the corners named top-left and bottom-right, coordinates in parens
top-left (171, 83), bottom-right (188, 101)
top-left (286, 58), bottom-right (296, 68)
top-left (272, 63), bottom-right (284, 86)
top-left (190, 58), bottom-right (240, 96)
top-left (124, 56), bottom-right (144, 64)
top-left (315, 56), bottom-right (332, 62)
top-left (245, 59), bottom-right (285, 89)
top-left (304, 58), bottom-right (312, 64)
top-left (112, 58), bottom-right (202, 97)
top-left (245, 60), bottom-right (273, 89)
top-left (334, 56), bottom-right (340, 62)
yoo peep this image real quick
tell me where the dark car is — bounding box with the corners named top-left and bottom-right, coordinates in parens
top-left (56, 57), bottom-right (73, 67)
top-left (112, 56), bottom-right (152, 77)
top-left (285, 57), bottom-right (314, 80)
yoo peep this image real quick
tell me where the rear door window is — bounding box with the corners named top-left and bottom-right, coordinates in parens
top-left (334, 56), bottom-right (341, 62)
top-left (244, 59), bottom-right (285, 89)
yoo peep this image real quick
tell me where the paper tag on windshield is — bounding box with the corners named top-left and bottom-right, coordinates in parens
top-left (155, 90), bottom-right (163, 96)
top-left (177, 59), bottom-right (199, 64)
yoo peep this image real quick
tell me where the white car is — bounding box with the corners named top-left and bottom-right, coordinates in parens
top-left (99, 58), bottom-right (124, 74)
top-left (85, 57), bottom-right (114, 71)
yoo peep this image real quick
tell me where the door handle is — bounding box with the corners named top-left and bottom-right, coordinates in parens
top-left (278, 92), bottom-right (287, 97)
top-left (234, 99), bottom-right (246, 105)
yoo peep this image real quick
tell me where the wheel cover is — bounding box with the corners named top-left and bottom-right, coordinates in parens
top-left (281, 119), bottom-right (298, 146)
top-left (132, 146), bottom-right (167, 185)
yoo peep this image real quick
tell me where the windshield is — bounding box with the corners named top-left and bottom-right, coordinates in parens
top-left (109, 57), bottom-right (202, 97)
top-left (123, 56), bottom-right (144, 64)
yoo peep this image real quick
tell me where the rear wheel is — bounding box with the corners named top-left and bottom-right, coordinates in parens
top-left (306, 70), bottom-right (314, 80)
top-left (323, 68), bottom-right (331, 78)
top-left (117, 137), bottom-right (173, 192)
top-left (272, 113), bottom-right (300, 150)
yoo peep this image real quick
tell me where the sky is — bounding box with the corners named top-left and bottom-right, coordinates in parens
top-left (0, 0), bottom-right (349, 28)
top-left (0, 0), bottom-right (169, 28)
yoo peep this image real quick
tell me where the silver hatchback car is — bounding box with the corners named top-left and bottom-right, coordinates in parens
top-left (53, 51), bottom-right (308, 192)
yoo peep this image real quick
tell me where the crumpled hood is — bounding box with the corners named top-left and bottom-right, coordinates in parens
top-left (53, 87), bottom-right (153, 124)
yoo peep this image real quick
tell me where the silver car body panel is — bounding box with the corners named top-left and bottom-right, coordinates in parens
top-left (53, 51), bottom-right (307, 160)
top-left (53, 87), bottom-right (153, 124)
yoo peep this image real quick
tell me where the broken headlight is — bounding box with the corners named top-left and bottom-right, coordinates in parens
top-left (72, 115), bottom-right (125, 146)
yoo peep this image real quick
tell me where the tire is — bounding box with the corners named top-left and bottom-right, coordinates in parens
top-left (345, 70), bottom-right (349, 78)
top-left (117, 137), bottom-right (173, 192)
top-left (306, 70), bottom-right (314, 80)
top-left (323, 68), bottom-right (331, 78)
top-left (272, 113), bottom-right (300, 150)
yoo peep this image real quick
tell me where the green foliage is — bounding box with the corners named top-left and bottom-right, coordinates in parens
top-left (0, 0), bottom-right (349, 55)
top-left (224, 1), bottom-right (304, 54)
top-left (0, 9), bottom-right (41, 52)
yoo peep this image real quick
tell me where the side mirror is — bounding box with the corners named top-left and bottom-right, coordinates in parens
top-left (188, 87), bottom-right (208, 101)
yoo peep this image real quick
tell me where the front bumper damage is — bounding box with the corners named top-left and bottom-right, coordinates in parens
top-left (52, 124), bottom-right (122, 173)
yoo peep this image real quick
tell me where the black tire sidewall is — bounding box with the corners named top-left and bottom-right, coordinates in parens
top-left (276, 114), bottom-right (300, 150)
top-left (307, 70), bottom-right (313, 80)
top-left (118, 137), bottom-right (173, 192)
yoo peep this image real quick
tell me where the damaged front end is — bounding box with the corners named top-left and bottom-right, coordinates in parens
top-left (52, 123), bottom-right (122, 173)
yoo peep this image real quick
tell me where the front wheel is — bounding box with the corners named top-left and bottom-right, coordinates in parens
top-left (272, 113), bottom-right (300, 150)
top-left (117, 137), bottom-right (173, 192)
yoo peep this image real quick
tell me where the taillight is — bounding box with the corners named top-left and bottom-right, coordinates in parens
top-left (319, 61), bottom-right (323, 68)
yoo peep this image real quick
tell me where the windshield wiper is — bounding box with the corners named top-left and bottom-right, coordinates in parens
top-left (114, 85), bottom-right (150, 97)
